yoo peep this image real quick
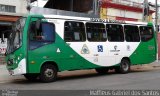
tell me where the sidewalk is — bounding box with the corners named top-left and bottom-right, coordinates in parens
top-left (131, 61), bottom-right (160, 71)
top-left (0, 64), bottom-right (24, 83)
top-left (0, 64), bottom-right (12, 82)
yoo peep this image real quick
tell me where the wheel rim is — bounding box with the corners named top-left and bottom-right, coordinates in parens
top-left (44, 68), bottom-right (54, 78)
top-left (122, 61), bottom-right (129, 71)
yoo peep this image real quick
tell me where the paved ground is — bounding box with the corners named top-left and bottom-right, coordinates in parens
top-left (0, 61), bottom-right (160, 83)
top-left (0, 62), bottom-right (160, 91)
top-left (0, 61), bottom-right (160, 96)
top-left (131, 61), bottom-right (160, 71)
top-left (0, 64), bottom-right (24, 83)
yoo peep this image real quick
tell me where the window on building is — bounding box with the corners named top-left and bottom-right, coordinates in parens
top-left (140, 26), bottom-right (153, 42)
top-left (106, 24), bottom-right (124, 42)
top-left (124, 25), bottom-right (140, 42)
top-left (86, 23), bottom-right (106, 42)
top-left (44, 0), bottom-right (93, 13)
top-left (0, 4), bottom-right (16, 13)
top-left (64, 21), bottom-right (86, 42)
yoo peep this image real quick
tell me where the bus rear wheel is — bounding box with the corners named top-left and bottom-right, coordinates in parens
top-left (95, 67), bottom-right (109, 74)
top-left (24, 74), bottom-right (39, 81)
top-left (39, 64), bottom-right (57, 83)
top-left (115, 59), bottom-right (130, 74)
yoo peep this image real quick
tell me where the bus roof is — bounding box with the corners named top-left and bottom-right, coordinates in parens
top-left (27, 14), bottom-right (151, 25)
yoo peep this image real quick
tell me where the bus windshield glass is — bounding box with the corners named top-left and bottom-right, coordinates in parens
top-left (6, 18), bottom-right (26, 54)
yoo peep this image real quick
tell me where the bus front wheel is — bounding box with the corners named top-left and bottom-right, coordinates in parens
top-left (39, 64), bottom-right (57, 83)
top-left (115, 59), bottom-right (130, 74)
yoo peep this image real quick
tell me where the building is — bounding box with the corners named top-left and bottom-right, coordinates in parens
top-left (0, 0), bottom-right (27, 28)
top-left (30, 0), bottom-right (99, 17)
top-left (100, 0), bottom-right (155, 22)
top-left (31, 0), bottom-right (155, 22)
top-left (0, 0), bottom-right (27, 36)
top-left (31, 0), bottom-right (95, 13)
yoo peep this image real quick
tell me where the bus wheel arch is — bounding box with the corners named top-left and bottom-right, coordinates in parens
top-left (41, 61), bottom-right (59, 71)
top-left (39, 61), bottom-right (59, 82)
top-left (115, 57), bottom-right (131, 74)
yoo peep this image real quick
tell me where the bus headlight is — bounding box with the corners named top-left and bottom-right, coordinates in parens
top-left (7, 59), bottom-right (14, 66)
top-left (17, 56), bottom-right (20, 60)
top-left (15, 60), bottom-right (18, 64)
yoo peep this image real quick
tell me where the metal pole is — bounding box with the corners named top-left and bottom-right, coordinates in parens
top-left (155, 0), bottom-right (159, 61)
top-left (94, 0), bottom-right (97, 15)
top-left (70, 0), bottom-right (73, 11)
top-left (155, 0), bottom-right (158, 32)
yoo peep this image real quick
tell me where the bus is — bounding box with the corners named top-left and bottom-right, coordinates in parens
top-left (5, 14), bottom-right (157, 82)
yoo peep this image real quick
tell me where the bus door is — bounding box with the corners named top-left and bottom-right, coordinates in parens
top-left (27, 17), bottom-right (57, 73)
top-left (139, 26), bottom-right (156, 63)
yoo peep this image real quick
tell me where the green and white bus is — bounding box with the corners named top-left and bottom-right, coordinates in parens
top-left (5, 14), bottom-right (157, 82)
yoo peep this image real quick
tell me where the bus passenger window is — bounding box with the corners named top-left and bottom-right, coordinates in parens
top-left (106, 24), bottom-right (124, 42)
top-left (29, 21), bottom-right (55, 50)
top-left (140, 26), bottom-right (153, 42)
top-left (86, 23), bottom-right (106, 42)
top-left (124, 25), bottom-right (140, 42)
top-left (64, 21), bottom-right (86, 42)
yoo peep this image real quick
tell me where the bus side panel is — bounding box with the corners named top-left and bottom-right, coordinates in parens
top-left (27, 34), bottom-right (100, 73)
top-left (130, 38), bottom-right (156, 64)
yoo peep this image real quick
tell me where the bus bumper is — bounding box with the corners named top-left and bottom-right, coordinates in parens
top-left (8, 58), bottom-right (26, 75)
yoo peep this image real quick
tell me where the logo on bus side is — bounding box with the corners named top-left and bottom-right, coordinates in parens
top-left (97, 45), bottom-right (103, 52)
top-left (148, 45), bottom-right (154, 50)
top-left (110, 45), bottom-right (120, 52)
top-left (127, 45), bottom-right (130, 51)
top-left (56, 48), bottom-right (61, 53)
top-left (114, 45), bottom-right (117, 50)
top-left (81, 44), bottom-right (90, 54)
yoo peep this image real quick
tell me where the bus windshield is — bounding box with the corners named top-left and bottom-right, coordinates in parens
top-left (6, 18), bottom-right (26, 54)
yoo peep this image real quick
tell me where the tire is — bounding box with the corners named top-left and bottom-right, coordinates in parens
top-left (24, 74), bottom-right (39, 81)
top-left (115, 59), bottom-right (130, 74)
top-left (95, 67), bottom-right (109, 74)
top-left (39, 64), bottom-right (57, 83)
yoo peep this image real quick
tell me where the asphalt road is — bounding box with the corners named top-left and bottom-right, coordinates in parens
top-left (0, 64), bottom-right (160, 96)
top-left (0, 63), bottom-right (160, 96)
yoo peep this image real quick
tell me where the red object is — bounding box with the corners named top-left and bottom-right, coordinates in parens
top-left (101, 0), bottom-right (155, 14)
top-left (116, 17), bottom-right (138, 21)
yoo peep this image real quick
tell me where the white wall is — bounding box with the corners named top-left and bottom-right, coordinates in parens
top-left (107, 8), bottom-right (142, 20)
top-left (0, 0), bottom-right (27, 14)
top-left (129, 0), bottom-right (143, 3)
